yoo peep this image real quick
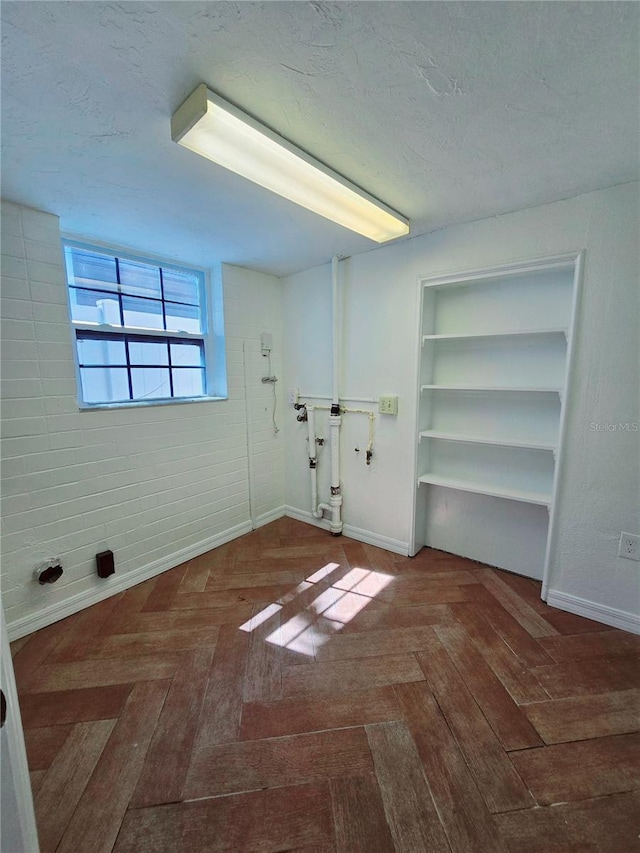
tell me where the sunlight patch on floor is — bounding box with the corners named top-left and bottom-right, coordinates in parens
top-left (238, 562), bottom-right (394, 657)
top-left (238, 602), bottom-right (283, 633)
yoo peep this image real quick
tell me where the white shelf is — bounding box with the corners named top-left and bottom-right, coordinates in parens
top-left (419, 430), bottom-right (556, 452)
top-left (421, 384), bottom-right (562, 394)
top-left (422, 327), bottom-right (567, 343)
top-left (417, 473), bottom-right (552, 507)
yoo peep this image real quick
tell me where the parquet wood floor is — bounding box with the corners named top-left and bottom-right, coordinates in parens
top-left (11, 517), bottom-right (640, 852)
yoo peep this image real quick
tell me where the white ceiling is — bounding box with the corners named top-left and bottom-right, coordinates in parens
top-left (1, 1), bottom-right (638, 276)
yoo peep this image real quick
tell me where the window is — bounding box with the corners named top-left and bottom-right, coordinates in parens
top-left (63, 241), bottom-right (226, 407)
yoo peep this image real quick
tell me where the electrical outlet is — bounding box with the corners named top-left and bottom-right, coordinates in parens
top-left (288, 388), bottom-right (298, 405)
top-left (618, 532), bottom-right (639, 562)
top-left (379, 395), bottom-right (398, 415)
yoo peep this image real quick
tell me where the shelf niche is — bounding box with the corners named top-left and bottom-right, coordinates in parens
top-left (412, 254), bottom-right (582, 583)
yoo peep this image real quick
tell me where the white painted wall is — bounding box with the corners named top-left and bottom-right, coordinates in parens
top-left (0, 201), bottom-right (284, 638)
top-left (282, 183), bottom-right (639, 626)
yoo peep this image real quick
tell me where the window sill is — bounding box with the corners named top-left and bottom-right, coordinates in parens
top-left (78, 395), bottom-right (228, 412)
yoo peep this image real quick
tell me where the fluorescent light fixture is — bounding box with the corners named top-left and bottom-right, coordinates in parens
top-left (171, 84), bottom-right (410, 243)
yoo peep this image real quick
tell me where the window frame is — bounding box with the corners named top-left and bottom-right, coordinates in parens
top-left (62, 238), bottom-right (227, 410)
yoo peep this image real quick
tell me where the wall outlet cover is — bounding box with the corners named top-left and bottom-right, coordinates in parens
top-left (379, 395), bottom-right (398, 415)
top-left (618, 532), bottom-right (639, 562)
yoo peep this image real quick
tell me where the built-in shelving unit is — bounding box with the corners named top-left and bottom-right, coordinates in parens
top-left (411, 254), bottom-right (582, 582)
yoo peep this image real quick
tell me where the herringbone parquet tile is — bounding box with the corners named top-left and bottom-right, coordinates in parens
top-left (11, 517), bottom-right (640, 852)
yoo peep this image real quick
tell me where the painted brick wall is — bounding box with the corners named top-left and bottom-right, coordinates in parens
top-left (0, 201), bottom-right (284, 636)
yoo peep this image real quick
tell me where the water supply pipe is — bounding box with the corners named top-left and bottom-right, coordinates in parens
top-left (307, 406), bottom-right (330, 519)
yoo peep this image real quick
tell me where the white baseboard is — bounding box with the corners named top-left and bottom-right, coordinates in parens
top-left (6, 520), bottom-right (253, 641)
top-left (546, 589), bottom-right (640, 635)
top-left (343, 522), bottom-right (409, 556)
top-left (283, 506), bottom-right (409, 556)
top-left (283, 505), bottom-right (331, 532)
top-left (254, 506), bottom-right (286, 529)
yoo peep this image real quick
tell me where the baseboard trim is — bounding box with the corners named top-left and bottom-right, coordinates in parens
top-left (254, 506), bottom-right (286, 529)
top-left (343, 522), bottom-right (409, 556)
top-left (283, 506), bottom-right (409, 556)
top-left (283, 506), bottom-right (331, 532)
top-left (546, 589), bottom-right (640, 635)
top-left (6, 520), bottom-right (253, 641)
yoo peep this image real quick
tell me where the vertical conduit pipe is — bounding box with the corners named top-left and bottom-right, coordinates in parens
top-left (328, 255), bottom-right (343, 534)
top-left (331, 256), bottom-right (340, 409)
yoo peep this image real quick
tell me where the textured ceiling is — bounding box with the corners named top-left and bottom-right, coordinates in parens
top-left (1, 1), bottom-right (638, 276)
